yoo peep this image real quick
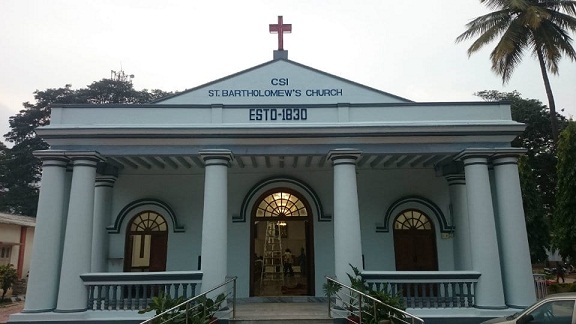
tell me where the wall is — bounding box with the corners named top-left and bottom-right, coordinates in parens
top-left (106, 164), bottom-right (453, 297)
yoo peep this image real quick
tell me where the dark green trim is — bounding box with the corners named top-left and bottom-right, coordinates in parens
top-left (108, 198), bottom-right (184, 233)
top-left (377, 196), bottom-right (454, 234)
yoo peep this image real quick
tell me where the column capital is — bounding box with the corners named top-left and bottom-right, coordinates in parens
top-left (492, 148), bottom-right (527, 162)
top-left (33, 150), bottom-right (68, 164)
top-left (95, 175), bottom-right (118, 188)
top-left (327, 149), bottom-right (362, 165)
top-left (65, 151), bottom-right (104, 162)
top-left (199, 149), bottom-right (234, 166)
top-left (445, 174), bottom-right (466, 186)
top-left (453, 148), bottom-right (495, 161)
top-left (454, 148), bottom-right (527, 162)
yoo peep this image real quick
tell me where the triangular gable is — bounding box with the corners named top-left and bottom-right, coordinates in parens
top-left (155, 59), bottom-right (412, 105)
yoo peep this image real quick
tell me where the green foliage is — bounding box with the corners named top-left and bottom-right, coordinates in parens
top-left (547, 283), bottom-right (575, 294)
top-left (552, 121), bottom-right (576, 260)
top-left (518, 156), bottom-right (549, 263)
top-left (324, 265), bottom-right (405, 323)
top-left (139, 292), bottom-right (225, 324)
top-left (457, 1), bottom-right (576, 142)
top-left (138, 293), bottom-right (186, 323)
top-left (0, 264), bottom-right (18, 301)
top-left (0, 73), bottom-right (171, 216)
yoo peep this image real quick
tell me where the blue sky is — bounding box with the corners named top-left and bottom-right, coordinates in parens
top-left (1, 0), bottom-right (575, 144)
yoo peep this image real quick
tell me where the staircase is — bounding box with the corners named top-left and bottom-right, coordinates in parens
top-left (229, 301), bottom-right (334, 323)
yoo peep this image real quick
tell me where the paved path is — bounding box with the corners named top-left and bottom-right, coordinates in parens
top-left (0, 301), bottom-right (24, 324)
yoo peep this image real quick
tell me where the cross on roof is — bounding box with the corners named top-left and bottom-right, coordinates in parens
top-left (269, 16), bottom-right (291, 51)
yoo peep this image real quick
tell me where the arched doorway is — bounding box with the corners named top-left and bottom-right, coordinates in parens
top-left (393, 209), bottom-right (438, 271)
top-left (124, 211), bottom-right (168, 272)
top-left (250, 189), bottom-right (314, 296)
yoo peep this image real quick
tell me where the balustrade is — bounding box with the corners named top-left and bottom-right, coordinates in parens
top-left (80, 271), bottom-right (203, 311)
top-left (362, 271), bottom-right (481, 309)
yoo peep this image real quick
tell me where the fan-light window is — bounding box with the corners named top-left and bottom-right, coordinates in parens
top-left (255, 192), bottom-right (308, 218)
top-left (130, 211), bottom-right (167, 232)
top-left (394, 210), bottom-right (432, 230)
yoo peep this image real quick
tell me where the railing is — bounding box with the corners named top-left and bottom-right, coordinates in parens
top-left (326, 276), bottom-right (424, 324)
top-left (81, 271), bottom-right (203, 311)
top-left (361, 271), bottom-right (481, 309)
top-left (140, 276), bottom-right (237, 324)
top-left (533, 273), bottom-right (548, 300)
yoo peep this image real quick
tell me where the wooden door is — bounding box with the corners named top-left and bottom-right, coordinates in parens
top-left (394, 229), bottom-right (437, 271)
top-left (393, 210), bottom-right (438, 271)
top-left (149, 233), bottom-right (168, 271)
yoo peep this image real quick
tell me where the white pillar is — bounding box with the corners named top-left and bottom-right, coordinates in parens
top-left (23, 153), bottom-right (69, 313)
top-left (493, 154), bottom-right (536, 308)
top-left (457, 152), bottom-right (506, 308)
top-left (56, 152), bottom-right (103, 312)
top-left (328, 149), bottom-right (363, 284)
top-left (200, 149), bottom-right (233, 293)
top-left (446, 174), bottom-right (471, 270)
top-left (91, 175), bottom-right (117, 272)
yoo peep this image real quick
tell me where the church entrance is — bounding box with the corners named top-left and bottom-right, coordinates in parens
top-left (250, 189), bottom-right (314, 296)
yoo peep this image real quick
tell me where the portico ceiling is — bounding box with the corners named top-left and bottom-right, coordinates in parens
top-left (105, 152), bottom-right (456, 171)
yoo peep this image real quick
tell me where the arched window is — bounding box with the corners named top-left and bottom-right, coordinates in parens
top-left (393, 209), bottom-right (438, 271)
top-left (394, 210), bottom-right (432, 230)
top-left (255, 191), bottom-right (308, 218)
top-left (124, 211), bottom-right (168, 272)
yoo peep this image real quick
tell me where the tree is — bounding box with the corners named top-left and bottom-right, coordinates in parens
top-left (475, 90), bottom-right (567, 262)
top-left (0, 71), bottom-right (171, 215)
top-left (552, 121), bottom-right (576, 261)
top-left (0, 264), bottom-right (18, 301)
top-left (518, 156), bottom-right (549, 263)
top-left (456, 0), bottom-right (576, 143)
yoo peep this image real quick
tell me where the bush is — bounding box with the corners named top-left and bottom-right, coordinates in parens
top-left (0, 264), bottom-right (18, 301)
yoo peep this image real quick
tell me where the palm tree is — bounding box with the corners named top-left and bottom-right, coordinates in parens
top-left (456, 0), bottom-right (576, 143)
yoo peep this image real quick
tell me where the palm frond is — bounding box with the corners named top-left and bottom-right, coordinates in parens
top-left (547, 10), bottom-right (576, 32)
top-left (467, 18), bottom-right (516, 54)
top-left (481, 0), bottom-right (529, 10)
top-left (456, 9), bottom-right (511, 43)
top-left (491, 20), bottom-right (531, 82)
top-left (544, 0), bottom-right (576, 16)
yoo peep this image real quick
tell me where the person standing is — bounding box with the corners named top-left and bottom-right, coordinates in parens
top-left (283, 248), bottom-right (294, 277)
top-left (556, 262), bottom-right (565, 283)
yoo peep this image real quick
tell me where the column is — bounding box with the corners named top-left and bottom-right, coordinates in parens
top-left (456, 151), bottom-right (506, 308)
top-left (56, 152), bottom-right (103, 312)
top-left (446, 174), bottom-right (471, 270)
top-left (23, 152), bottom-right (69, 313)
top-left (493, 154), bottom-right (536, 308)
top-left (328, 149), bottom-right (363, 284)
top-left (200, 149), bottom-right (233, 293)
top-left (91, 175), bottom-right (117, 272)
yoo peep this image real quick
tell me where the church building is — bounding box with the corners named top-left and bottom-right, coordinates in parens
top-left (11, 17), bottom-right (536, 323)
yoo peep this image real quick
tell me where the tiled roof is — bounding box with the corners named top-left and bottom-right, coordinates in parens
top-left (0, 213), bottom-right (36, 227)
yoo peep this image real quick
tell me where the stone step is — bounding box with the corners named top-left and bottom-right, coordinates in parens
top-left (229, 302), bottom-right (335, 323)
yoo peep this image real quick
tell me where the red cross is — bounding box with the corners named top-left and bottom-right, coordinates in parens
top-left (269, 16), bottom-right (291, 50)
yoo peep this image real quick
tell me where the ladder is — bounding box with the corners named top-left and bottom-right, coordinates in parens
top-left (261, 221), bottom-right (284, 285)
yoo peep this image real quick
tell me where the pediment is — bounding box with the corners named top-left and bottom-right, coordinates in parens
top-left (155, 59), bottom-right (411, 105)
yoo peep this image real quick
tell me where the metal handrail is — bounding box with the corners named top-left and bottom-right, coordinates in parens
top-left (325, 276), bottom-right (424, 324)
top-left (140, 276), bottom-right (237, 324)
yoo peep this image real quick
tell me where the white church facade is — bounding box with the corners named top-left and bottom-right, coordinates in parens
top-left (11, 46), bottom-right (537, 322)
